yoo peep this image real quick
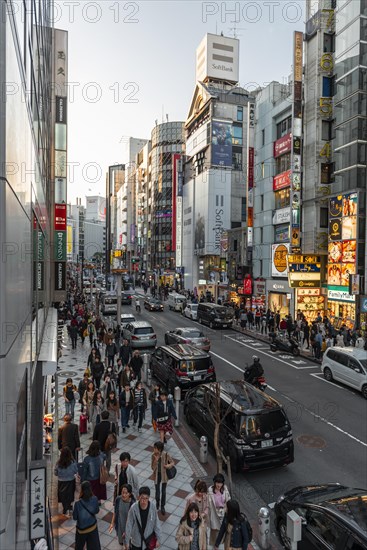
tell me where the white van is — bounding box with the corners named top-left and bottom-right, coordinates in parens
top-left (321, 347), bottom-right (367, 398)
top-left (167, 293), bottom-right (186, 312)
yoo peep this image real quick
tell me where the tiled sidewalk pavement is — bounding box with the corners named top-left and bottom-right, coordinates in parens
top-left (52, 332), bottom-right (207, 549)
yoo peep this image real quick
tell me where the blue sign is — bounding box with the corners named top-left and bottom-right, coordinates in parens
top-left (361, 297), bottom-right (367, 313)
top-left (289, 263), bottom-right (321, 273)
top-left (211, 120), bottom-right (232, 167)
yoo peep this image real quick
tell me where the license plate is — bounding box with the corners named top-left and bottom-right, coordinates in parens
top-left (261, 440), bottom-right (273, 448)
top-left (222, 324), bottom-right (227, 328)
top-left (194, 375), bottom-right (201, 381)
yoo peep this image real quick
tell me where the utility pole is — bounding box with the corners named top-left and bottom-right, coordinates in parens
top-left (112, 269), bottom-right (123, 327)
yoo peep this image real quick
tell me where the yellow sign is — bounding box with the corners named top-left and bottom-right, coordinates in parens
top-left (293, 31), bottom-right (303, 82)
top-left (288, 255), bottom-right (321, 264)
top-left (67, 225), bottom-right (73, 255)
top-left (273, 244), bottom-right (288, 273)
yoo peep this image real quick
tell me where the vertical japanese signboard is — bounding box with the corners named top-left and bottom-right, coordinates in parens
top-left (290, 31), bottom-right (303, 251)
top-left (173, 154), bottom-right (183, 267)
top-left (29, 463), bottom-right (46, 540)
top-left (247, 103), bottom-right (255, 263)
top-left (53, 29), bottom-right (68, 296)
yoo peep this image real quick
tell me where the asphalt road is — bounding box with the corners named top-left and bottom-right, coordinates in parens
top-left (107, 299), bottom-right (367, 508)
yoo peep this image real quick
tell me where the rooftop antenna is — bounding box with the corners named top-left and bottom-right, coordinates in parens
top-left (166, 113), bottom-right (169, 122)
top-left (228, 23), bottom-right (246, 38)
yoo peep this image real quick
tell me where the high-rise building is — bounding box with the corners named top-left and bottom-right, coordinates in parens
top-left (149, 122), bottom-right (185, 283)
top-left (253, 81), bottom-right (295, 318)
top-left (182, 33), bottom-right (252, 298)
top-left (0, 2), bottom-right (66, 547)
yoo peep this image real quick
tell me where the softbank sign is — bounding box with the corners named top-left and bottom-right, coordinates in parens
top-left (214, 208), bottom-right (224, 251)
top-left (196, 33), bottom-right (239, 84)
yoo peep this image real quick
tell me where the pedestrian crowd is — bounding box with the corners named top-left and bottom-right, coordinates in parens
top-left (56, 283), bottom-right (252, 549)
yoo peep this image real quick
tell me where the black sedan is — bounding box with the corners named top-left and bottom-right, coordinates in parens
top-left (144, 297), bottom-right (164, 311)
top-left (121, 291), bottom-right (133, 305)
top-left (274, 483), bottom-right (367, 549)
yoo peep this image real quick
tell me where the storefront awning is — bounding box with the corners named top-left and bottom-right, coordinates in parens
top-left (39, 308), bottom-right (58, 376)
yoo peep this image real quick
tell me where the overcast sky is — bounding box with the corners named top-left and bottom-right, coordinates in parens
top-left (57, 0), bottom-right (306, 204)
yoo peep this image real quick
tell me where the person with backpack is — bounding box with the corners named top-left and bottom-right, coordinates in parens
top-left (105, 337), bottom-right (118, 368)
top-left (214, 499), bottom-right (250, 550)
top-left (91, 356), bottom-right (104, 390)
top-left (63, 378), bottom-right (78, 419)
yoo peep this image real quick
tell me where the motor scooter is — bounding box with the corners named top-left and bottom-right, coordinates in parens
top-left (243, 368), bottom-right (267, 391)
top-left (269, 332), bottom-right (300, 356)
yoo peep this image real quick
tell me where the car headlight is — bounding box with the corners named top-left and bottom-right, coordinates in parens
top-left (276, 495), bottom-right (285, 504)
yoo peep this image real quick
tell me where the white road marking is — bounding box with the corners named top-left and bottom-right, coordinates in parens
top-left (224, 335), bottom-right (318, 370)
top-left (310, 372), bottom-right (356, 393)
top-left (210, 349), bottom-right (367, 448)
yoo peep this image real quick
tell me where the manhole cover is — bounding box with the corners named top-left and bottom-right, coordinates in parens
top-left (297, 435), bottom-right (326, 448)
top-left (58, 370), bottom-right (78, 377)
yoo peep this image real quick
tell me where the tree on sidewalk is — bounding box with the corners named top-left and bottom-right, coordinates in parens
top-left (205, 382), bottom-right (237, 490)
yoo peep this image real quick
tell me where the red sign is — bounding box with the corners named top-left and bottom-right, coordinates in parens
top-left (54, 204), bottom-right (66, 230)
top-left (274, 133), bottom-right (292, 158)
top-left (243, 275), bottom-right (252, 295)
top-left (273, 169), bottom-right (291, 191)
top-left (248, 147), bottom-right (254, 188)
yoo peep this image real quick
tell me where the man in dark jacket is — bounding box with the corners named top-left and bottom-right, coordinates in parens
top-left (105, 338), bottom-right (118, 367)
top-left (130, 350), bottom-right (143, 381)
top-left (119, 383), bottom-right (134, 432)
top-left (93, 410), bottom-right (116, 472)
top-left (119, 339), bottom-right (132, 366)
top-left (91, 356), bottom-right (104, 389)
top-left (69, 324), bottom-right (78, 349)
top-left (58, 414), bottom-right (80, 459)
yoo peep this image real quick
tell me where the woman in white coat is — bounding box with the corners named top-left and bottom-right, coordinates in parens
top-left (208, 473), bottom-right (231, 546)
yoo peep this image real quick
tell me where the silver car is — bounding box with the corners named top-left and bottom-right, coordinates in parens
top-left (123, 321), bottom-right (157, 349)
top-left (164, 327), bottom-right (211, 351)
top-left (120, 313), bottom-right (136, 328)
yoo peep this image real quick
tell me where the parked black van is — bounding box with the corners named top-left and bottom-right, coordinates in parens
top-left (150, 344), bottom-right (216, 394)
top-left (197, 303), bottom-right (234, 328)
top-left (184, 380), bottom-right (294, 471)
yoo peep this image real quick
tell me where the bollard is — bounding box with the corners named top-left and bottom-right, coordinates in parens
top-left (174, 386), bottom-right (181, 427)
top-left (258, 507), bottom-right (271, 549)
top-left (199, 435), bottom-right (208, 464)
top-left (142, 353), bottom-right (150, 384)
top-left (146, 367), bottom-right (152, 387)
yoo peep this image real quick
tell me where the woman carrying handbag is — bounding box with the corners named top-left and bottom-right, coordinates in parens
top-left (81, 441), bottom-right (107, 504)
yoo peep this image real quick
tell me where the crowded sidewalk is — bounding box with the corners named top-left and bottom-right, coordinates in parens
top-left (51, 325), bottom-right (265, 549)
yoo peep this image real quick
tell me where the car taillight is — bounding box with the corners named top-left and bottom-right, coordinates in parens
top-left (150, 335), bottom-right (156, 339)
top-left (182, 339), bottom-right (188, 343)
top-left (204, 339), bottom-right (210, 344)
top-left (208, 367), bottom-right (214, 374)
top-left (131, 335), bottom-right (139, 340)
top-left (176, 370), bottom-right (187, 377)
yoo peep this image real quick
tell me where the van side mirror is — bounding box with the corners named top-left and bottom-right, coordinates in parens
top-left (353, 367), bottom-right (362, 373)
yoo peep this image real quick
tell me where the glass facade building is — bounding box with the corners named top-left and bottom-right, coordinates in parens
top-left (149, 122), bottom-right (185, 271)
top-left (0, 1), bottom-right (60, 547)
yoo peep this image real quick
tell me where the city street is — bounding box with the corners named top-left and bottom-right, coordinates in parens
top-left (116, 300), bottom-right (367, 507)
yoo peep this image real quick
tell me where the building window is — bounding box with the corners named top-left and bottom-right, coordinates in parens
top-left (232, 151), bottom-right (242, 170)
top-left (323, 33), bottom-right (335, 53)
top-left (275, 152), bottom-right (291, 175)
top-left (261, 129), bottom-right (265, 146)
top-left (241, 197), bottom-right (246, 221)
top-left (320, 207), bottom-right (328, 228)
top-left (276, 116), bottom-right (292, 139)
top-left (233, 239), bottom-right (238, 252)
top-left (259, 259), bottom-right (263, 276)
top-left (260, 194), bottom-right (264, 211)
top-left (261, 162), bottom-right (265, 178)
top-left (237, 106), bottom-right (243, 121)
top-left (274, 188), bottom-right (290, 209)
top-left (232, 124), bottom-right (243, 145)
top-left (260, 227), bottom-right (263, 243)
top-left (322, 120), bottom-right (333, 141)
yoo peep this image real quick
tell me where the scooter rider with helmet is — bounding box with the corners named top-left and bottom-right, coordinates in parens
top-left (244, 355), bottom-right (264, 385)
